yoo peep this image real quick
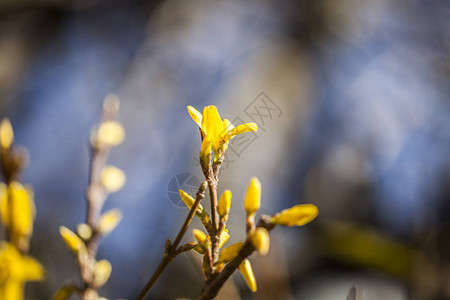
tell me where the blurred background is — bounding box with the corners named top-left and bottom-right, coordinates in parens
top-left (0, 0), bottom-right (449, 299)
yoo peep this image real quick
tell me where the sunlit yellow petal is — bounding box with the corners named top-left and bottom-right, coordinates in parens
top-left (250, 227), bottom-right (270, 255)
top-left (201, 106), bottom-right (226, 138)
top-left (239, 259), bottom-right (257, 292)
top-left (200, 135), bottom-right (212, 160)
top-left (101, 165), bottom-right (126, 193)
top-left (18, 255), bottom-right (45, 281)
top-left (226, 122), bottom-right (258, 141)
top-left (2, 279), bottom-right (23, 300)
top-left (187, 106), bottom-right (203, 128)
top-left (218, 242), bottom-right (243, 263)
top-left (0, 118), bottom-right (14, 149)
top-left (98, 209), bottom-right (122, 235)
top-left (244, 177), bottom-right (261, 215)
top-left (218, 228), bottom-right (230, 249)
top-left (272, 204), bottom-right (318, 227)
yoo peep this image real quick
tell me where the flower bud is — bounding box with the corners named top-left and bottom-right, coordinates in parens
top-left (272, 204), bottom-right (318, 227)
top-left (0, 118), bottom-right (14, 149)
top-left (101, 165), bottom-right (126, 193)
top-left (244, 177), bottom-right (261, 215)
top-left (239, 259), bottom-right (257, 292)
top-left (218, 190), bottom-right (231, 221)
top-left (218, 242), bottom-right (243, 263)
top-left (249, 227), bottom-right (270, 255)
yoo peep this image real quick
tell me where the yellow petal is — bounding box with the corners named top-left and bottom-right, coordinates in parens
top-left (238, 259), bottom-right (257, 292)
top-left (101, 165), bottom-right (126, 193)
top-left (200, 135), bottom-right (212, 160)
top-left (223, 119), bottom-right (234, 131)
top-left (218, 190), bottom-right (231, 220)
top-left (192, 229), bottom-right (207, 244)
top-left (93, 260), bottom-right (112, 287)
top-left (218, 242), bottom-right (243, 263)
top-left (218, 228), bottom-right (230, 249)
top-left (226, 123), bottom-right (258, 141)
top-left (272, 204), bottom-right (318, 226)
top-left (1, 279), bottom-right (23, 300)
top-left (17, 255), bottom-right (45, 281)
top-left (244, 177), bottom-right (261, 215)
top-left (98, 209), bottom-right (122, 235)
top-left (250, 227), bottom-right (270, 255)
top-left (201, 106), bottom-right (226, 138)
top-left (187, 106), bottom-right (203, 128)
top-left (94, 121), bottom-right (125, 147)
top-left (59, 226), bottom-right (86, 255)
top-left (0, 118), bottom-right (14, 149)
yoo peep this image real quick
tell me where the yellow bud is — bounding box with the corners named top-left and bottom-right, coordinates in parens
top-left (59, 226), bottom-right (86, 255)
top-left (93, 259), bottom-right (112, 287)
top-left (193, 229), bottom-right (207, 244)
top-left (93, 121), bottom-right (125, 147)
top-left (179, 189), bottom-right (204, 216)
top-left (98, 209), bottom-right (122, 235)
top-left (101, 165), bottom-right (126, 193)
top-left (218, 242), bottom-right (243, 263)
top-left (0, 118), bottom-right (14, 149)
top-left (76, 223), bottom-right (92, 241)
top-left (218, 228), bottom-right (230, 249)
top-left (0, 182), bottom-right (35, 245)
top-left (272, 204), bottom-right (319, 227)
top-left (239, 259), bottom-right (257, 292)
top-left (218, 190), bottom-right (231, 220)
top-left (250, 227), bottom-right (270, 255)
top-left (244, 177), bottom-right (261, 215)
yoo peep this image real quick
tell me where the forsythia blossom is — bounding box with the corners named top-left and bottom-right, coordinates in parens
top-left (187, 105), bottom-right (257, 161)
top-left (0, 242), bottom-right (44, 300)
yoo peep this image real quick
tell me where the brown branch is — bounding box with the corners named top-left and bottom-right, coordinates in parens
top-left (196, 215), bottom-right (275, 300)
top-left (137, 181), bottom-right (208, 300)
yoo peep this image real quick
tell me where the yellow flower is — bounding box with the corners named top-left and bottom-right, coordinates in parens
top-left (218, 190), bottom-right (231, 221)
top-left (0, 242), bottom-right (44, 300)
top-left (243, 177), bottom-right (261, 216)
top-left (0, 182), bottom-right (35, 247)
top-left (187, 105), bottom-right (258, 160)
top-left (272, 204), bottom-right (318, 226)
top-left (249, 227), bottom-right (270, 255)
top-left (238, 259), bottom-right (257, 292)
top-left (0, 118), bottom-right (14, 149)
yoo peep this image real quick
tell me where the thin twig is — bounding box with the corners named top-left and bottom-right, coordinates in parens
top-left (137, 181), bottom-right (208, 300)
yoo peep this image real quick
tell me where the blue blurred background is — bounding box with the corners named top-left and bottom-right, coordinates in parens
top-left (0, 0), bottom-right (449, 299)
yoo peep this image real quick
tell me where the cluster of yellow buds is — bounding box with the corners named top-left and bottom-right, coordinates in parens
top-left (55, 94), bottom-right (126, 300)
top-left (0, 119), bottom-right (44, 300)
